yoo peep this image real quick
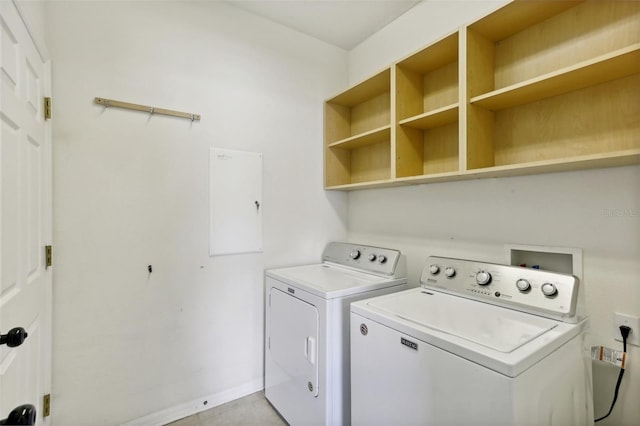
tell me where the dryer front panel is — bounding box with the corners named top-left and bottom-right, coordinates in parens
top-left (268, 288), bottom-right (319, 398)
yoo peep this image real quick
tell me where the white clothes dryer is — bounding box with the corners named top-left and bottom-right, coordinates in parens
top-left (351, 256), bottom-right (594, 426)
top-left (265, 242), bottom-right (408, 426)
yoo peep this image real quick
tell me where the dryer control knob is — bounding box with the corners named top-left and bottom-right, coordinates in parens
top-left (476, 270), bottom-right (492, 285)
top-left (444, 266), bottom-right (456, 278)
top-left (516, 279), bottom-right (531, 292)
top-left (350, 250), bottom-right (361, 260)
top-left (377, 255), bottom-right (387, 264)
top-left (541, 282), bottom-right (558, 297)
top-left (429, 264), bottom-right (440, 275)
top-left (368, 254), bottom-right (377, 262)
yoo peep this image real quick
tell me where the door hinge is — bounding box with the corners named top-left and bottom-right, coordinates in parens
top-left (44, 97), bottom-right (52, 120)
top-left (43, 394), bottom-right (51, 417)
top-left (45, 245), bottom-right (52, 268)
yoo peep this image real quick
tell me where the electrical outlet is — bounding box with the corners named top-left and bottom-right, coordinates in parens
top-left (614, 312), bottom-right (640, 347)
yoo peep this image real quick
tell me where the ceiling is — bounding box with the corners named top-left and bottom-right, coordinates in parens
top-left (224, 0), bottom-right (421, 50)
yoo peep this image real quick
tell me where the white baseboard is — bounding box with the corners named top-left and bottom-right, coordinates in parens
top-left (121, 378), bottom-right (264, 426)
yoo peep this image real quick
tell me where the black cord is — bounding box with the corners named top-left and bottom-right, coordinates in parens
top-left (595, 326), bottom-right (631, 422)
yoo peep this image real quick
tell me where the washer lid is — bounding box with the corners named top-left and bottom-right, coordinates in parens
top-left (352, 288), bottom-right (587, 377)
top-left (369, 290), bottom-right (557, 353)
top-left (266, 264), bottom-right (405, 299)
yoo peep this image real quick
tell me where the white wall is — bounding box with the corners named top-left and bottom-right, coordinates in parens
top-left (44, 1), bottom-right (347, 424)
top-left (347, 2), bottom-right (640, 425)
top-left (348, 0), bottom-right (506, 84)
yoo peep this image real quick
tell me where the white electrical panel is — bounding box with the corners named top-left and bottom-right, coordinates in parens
top-left (209, 148), bottom-right (263, 256)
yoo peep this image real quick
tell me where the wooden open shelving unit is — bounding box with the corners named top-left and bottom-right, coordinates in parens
top-left (396, 31), bottom-right (460, 181)
top-left (324, 68), bottom-right (392, 188)
top-left (324, 0), bottom-right (640, 190)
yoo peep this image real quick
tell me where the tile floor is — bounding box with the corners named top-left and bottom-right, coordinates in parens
top-left (167, 391), bottom-right (287, 426)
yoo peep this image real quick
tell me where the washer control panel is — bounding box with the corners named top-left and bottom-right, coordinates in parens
top-left (420, 256), bottom-right (580, 322)
top-left (323, 242), bottom-right (405, 277)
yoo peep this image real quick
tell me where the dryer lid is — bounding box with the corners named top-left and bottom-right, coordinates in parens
top-left (368, 290), bottom-right (558, 353)
top-left (267, 264), bottom-right (405, 299)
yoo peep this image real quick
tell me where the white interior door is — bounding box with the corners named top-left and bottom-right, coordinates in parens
top-left (0, 1), bottom-right (52, 424)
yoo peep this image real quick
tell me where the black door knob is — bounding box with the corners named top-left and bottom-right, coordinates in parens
top-left (0, 404), bottom-right (36, 425)
top-left (0, 327), bottom-right (28, 348)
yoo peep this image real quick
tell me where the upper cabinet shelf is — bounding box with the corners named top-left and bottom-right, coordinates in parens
top-left (470, 44), bottom-right (640, 111)
top-left (467, 1), bottom-right (580, 42)
top-left (398, 104), bottom-right (458, 130)
top-left (324, 68), bottom-right (392, 187)
top-left (328, 125), bottom-right (391, 150)
top-left (325, 68), bottom-right (391, 145)
top-left (395, 32), bottom-right (460, 180)
top-left (465, 0), bottom-right (640, 172)
top-left (324, 0), bottom-right (640, 190)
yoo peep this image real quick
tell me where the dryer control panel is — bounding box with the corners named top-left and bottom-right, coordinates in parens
top-left (421, 256), bottom-right (580, 323)
top-left (323, 242), bottom-right (406, 278)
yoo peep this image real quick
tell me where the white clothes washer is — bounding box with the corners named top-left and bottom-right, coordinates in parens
top-left (265, 242), bottom-right (408, 426)
top-left (350, 256), bottom-right (594, 426)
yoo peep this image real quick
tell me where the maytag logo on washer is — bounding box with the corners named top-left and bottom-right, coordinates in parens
top-left (287, 287), bottom-right (295, 294)
top-left (401, 337), bottom-right (418, 350)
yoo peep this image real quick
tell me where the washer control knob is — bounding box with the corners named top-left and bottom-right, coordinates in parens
top-left (541, 282), bottom-right (558, 297)
top-left (444, 266), bottom-right (456, 278)
top-left (377, 255), bottom-right (387, 264)
top-left (368, 253), bottom-right (377, 262)
top-left (476, 270), bottom-right (492, 285)
top-left (350, 250), bottom-right (361, 260)
top-left (516, 279), bottom-right (531, 292)
top-left (429, 264), bottom-right (440, 275)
